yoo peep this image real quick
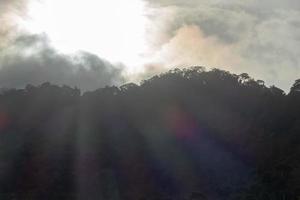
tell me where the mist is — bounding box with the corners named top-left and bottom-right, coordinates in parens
top-left (142, 0), bottom-right (300, 91)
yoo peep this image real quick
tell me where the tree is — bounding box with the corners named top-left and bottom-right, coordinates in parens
top-left (0, 67), bottom-right (299, 199)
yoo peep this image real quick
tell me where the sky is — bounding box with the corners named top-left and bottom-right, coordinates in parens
top-left (0, 0), bottom-right (299, 91)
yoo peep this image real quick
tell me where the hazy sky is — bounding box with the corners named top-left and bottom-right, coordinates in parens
top-left (0, 0), bottom-right (299, 91)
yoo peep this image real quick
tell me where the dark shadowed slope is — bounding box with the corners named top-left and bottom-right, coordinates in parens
top-left (0, 67), bottom-right (300, 200)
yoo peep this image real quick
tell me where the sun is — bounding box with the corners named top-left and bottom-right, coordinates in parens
top-left (23, 0), bottom-right (148, 72)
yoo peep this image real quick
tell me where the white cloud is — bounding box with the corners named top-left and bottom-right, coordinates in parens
top-left (142, 0), bottom-right (300, 91)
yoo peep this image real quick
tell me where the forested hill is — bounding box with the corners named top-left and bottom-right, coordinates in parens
top-left (0, 67), bottom-right (300, 199)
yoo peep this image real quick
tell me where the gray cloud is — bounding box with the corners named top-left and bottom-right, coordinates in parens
top-left (145, 0), bottom-right (300, 10)
top-left (0, 0), bottom-right (125, 91)
top-left (0, 34), bottom-right (124, 91)
top-left (1, 0), bottom-right (300, 91)
top-left (143, 0), bottom-right (300, 91)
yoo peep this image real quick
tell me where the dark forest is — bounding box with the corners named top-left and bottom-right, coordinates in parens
top-left (0, 67), bottom-right (300, 199)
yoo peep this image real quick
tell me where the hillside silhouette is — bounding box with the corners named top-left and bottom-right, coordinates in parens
top-left (0, 67), bottom-right (300, 199)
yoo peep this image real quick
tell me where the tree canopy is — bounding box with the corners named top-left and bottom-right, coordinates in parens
top-left (0, 67), bottom-right (299, 200)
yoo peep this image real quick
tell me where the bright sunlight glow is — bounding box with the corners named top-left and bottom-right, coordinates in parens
top-left (24, 0), bottom-right (148, 73)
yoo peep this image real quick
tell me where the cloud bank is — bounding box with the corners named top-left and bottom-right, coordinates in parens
top-left (0, 0), bottom-right (124, 91)
top-left (1, 0), bottom-right (300, 91)
top-left (143, 0), bottom-right (300, 91)
top-left (0, 34), bottom-right (124, 91)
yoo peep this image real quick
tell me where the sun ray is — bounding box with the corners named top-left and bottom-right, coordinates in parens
top-left (23, 0), bottom-right (148, 72)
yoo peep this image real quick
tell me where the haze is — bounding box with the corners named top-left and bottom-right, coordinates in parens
top-left (0, 0), bottom-right (299, 90)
